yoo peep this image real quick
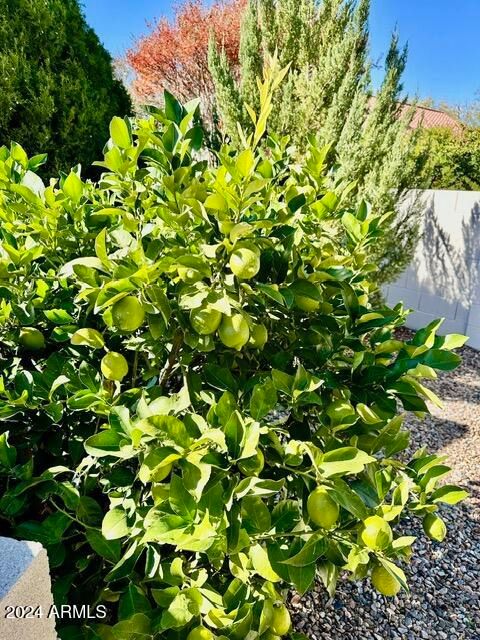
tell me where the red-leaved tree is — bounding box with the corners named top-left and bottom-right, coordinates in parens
top-left (125, 0), bottom-right (245, 127)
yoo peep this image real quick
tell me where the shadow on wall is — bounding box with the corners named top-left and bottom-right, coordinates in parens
top-left (416, 196), bottom-right (480, 311)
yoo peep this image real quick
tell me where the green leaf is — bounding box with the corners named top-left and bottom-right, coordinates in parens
top-left (317, 560), bottom-right (339, 597)
top-left (169, 474), bottom-right (196, 520)
top-left (430, 484), bottom-right (469, 505)
top-left (224, 410), bottom-right (245, 459)
top-left (223, 578), bottom-right (248, 611)
top-left (110, 116), bottom-right (132, 148)
top-left (422, 349), bottom-right (462, 371)
top-left (102, 507), bottom-right (130, 540)
top-left (377, 557), bottom-right (408, 591)
top-left (241, 496), bottom-right (271, 533)
top-left (0, 432), bottom-right (16, 469)
top-left (235, 477), bottom-right (284, 499)
top-left (281, 532), bottom-right (326, 566)
top-left (289, 279), bottom-right (321, 302)
top-left (271, 500), bottom-right (301, 533)
top-left (10, 141), bottom-right (28, 167)
top-left (160, 588), bottom-right (202, 630)
top-left (215, 390), bottom-right (236, 427)
top-left (118, 583), bottom-right (151, 620)
top-left (164, 91), bottom-right (184, 124)
top-left (85, 530), bottom-right (121, 564)
top-left (288, 562), bottom-right (316, 595)
top-left (112, 613), bottom-right (151, 639)
top-left (63, 171), bottom-right (83, 202)
top-left (204, 193), bottom-right (228, 211)
top-left (84, 430), bottom-right (125, 458)
top-left (76, 496), bottom-right (103, 526)
top-left (138, 447), bottom-right (180, 483)
top-left (185, 125), bottom-right (204, 150)
top-left (288, 193), bottom-right (307, 213)
top-left (438, 333), bottom-right (468, 350)
top-left (329, 478), bottom-right (368, 519)
top-left (105, 541), bottom-right (141, 582)
top-left (204, 364), bottom-right (237, 393)
top-left (95, 228), bottom-right (113, 269)
top-left (250, 378), bottom-right (277, 420)
top-left (43, 309), bottom-right (74, 325)
top-left (70, 328), bottom-right (105, 349)
top-left (249, 544), bottom-right (281, 582)
top-left (236, 148), bottom-right (255, 177)
top-left (137, 415), bottom-right (191, 448)
top-left (319, 447), bottom-right (375, 477)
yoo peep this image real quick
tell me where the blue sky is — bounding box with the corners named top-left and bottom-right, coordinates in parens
top-left (82, 0), bottom-right (480, 105)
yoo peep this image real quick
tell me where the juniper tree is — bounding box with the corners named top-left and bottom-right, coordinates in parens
top-left (209, 0), bottom-right (423, 286)
top-left (0, 0), bottom-right (131, 174)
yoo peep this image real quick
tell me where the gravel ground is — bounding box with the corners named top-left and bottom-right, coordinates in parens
top-left (291, 331), bottom-right (480, 640)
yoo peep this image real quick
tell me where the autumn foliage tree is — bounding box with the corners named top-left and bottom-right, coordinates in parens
top-left (126, 0), bottom-right (245, 128)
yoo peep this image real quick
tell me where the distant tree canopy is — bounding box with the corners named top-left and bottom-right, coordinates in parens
top-left (413, 127), bottom-right (480, 191)
top-left (411, 95), bottom-right (480, 192)
top-left (126, 0), bottom-right (245, 131)
top-left (0, 0), bottom-right (131, 174)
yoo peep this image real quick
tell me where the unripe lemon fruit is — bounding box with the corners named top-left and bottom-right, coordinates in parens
top-left (190, 307), bottom-right (222, 335)
top-left (229, 246), bottom-right (260, 280)
top-left (218, 314), bottom-right (250, 350)
top-left (112, 296), bottom-right (145, 332)
top-left (101, 352), bottom-right (129, 381)
top-left (19, 328), bottom-right (45, 351)
top-left (238, 449), bottom-right (264, 476)
top-left (178, 266), bottom-right (203, 283)
top-left (294, 295), bottom-right (320, 312)
top-left (423, 513), bottom-right (446, 542)
top-left (307, 487), bottom-right (339, 529)
top-left (371, 565), bottom-right (401, 596)
top-left (361, 515), bottom-right (393, 550)
top-left (249, 323), bottom-right (268, 349)
top-left (270, 604), bottom-right (291, 636)
top-left (186, 627), bottom-right (214, 640)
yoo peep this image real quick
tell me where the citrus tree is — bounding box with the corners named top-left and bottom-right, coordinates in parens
top-left (0, 60), bottom-right (468, 640)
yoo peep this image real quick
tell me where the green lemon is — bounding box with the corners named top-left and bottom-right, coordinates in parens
top-left (307, 486), bottom-right (339, 529)
top-left (190, 307), bottom-right (222, 335)
top-left (101, 352), bottom-right (129, 381)
top-left (19, 328), bottom-right (45, 351)
top-left (371, 565), bottom-right (401, 596)
top-left (112, 296), bottom-right (145, 332)
top-left (270, 604), bottom-right (291, 636)
top-left (423, 513), bottom-right (446, 542)
top-left (262, 634), bottom-right (281, 640)
top-left (186, 627), bottom-right (214, 640)
top-left (294, 295), bottom-right (320, 312)
top-left (218, 314), bottom-right (250, 350)
top-left (229, 246), bottom-right (260, 280)
top-left (238, 449), bottom-right (264, 476)
top-left (178, 266), bottom-right (203, 283)
top-left (249, 323), bottom-right (268, 348)
top-left (361, 515), bottom-right (393, 550)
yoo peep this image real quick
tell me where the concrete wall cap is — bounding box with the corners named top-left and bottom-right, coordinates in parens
top-left (0, 536), bottom-right (44, 600)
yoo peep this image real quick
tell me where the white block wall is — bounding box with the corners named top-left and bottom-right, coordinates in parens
top-left (383, 189), bottom-right (480, 349)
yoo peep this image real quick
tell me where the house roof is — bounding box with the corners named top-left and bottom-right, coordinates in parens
top-left (368, 97), bottom-right (462, 134)
top-left (402, 103), bottom-right (463, 133)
